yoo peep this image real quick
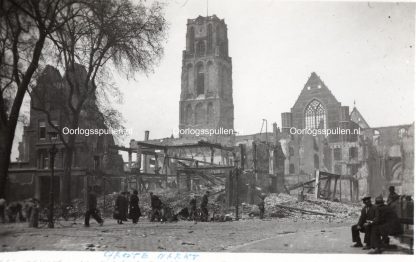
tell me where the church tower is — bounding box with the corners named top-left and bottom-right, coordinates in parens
top-left (179, 15), bottom-right (234, 135)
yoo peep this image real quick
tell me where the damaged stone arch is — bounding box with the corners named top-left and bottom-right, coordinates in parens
top-left (304, 98), bottom-right (327, 130)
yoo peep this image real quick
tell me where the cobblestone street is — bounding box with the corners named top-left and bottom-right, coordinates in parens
top-left (0, 218), bottom-right (410, 254)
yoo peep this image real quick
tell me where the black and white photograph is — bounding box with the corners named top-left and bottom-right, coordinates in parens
top-left (0, 0), bottom-right (414, 259)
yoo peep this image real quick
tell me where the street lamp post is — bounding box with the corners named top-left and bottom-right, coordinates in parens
top-left (48, 131), bottom-right (58, 228)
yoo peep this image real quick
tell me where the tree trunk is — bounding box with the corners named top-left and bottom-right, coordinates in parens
top-left (62, 115), bottom-right (80, 205)
top-left (0, 33), bottom-right (47, 199)
top-left (0, 129), bottom-right (13, 199)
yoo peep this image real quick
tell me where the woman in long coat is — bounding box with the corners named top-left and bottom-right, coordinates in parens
top-left (129, 190), bottom-right (141, 224)
top-left (114, 192), bottom-right (128, 224)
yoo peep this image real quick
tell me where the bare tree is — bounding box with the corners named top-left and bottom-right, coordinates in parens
top-left (0, 0), bottom-right (77, 198)
top-left (30, 0), bottom-right (167, 204)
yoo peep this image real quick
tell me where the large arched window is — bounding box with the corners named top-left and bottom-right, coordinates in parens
top-left (305, 99), bottom-right (326, 129)
top-left (196, 63), bottom-right (204, 95)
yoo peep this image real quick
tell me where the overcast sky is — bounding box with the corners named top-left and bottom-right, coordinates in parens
top-left (11, 0), bottom-right (415, 160)
top-left (114, 0), bottom-right (414, 140)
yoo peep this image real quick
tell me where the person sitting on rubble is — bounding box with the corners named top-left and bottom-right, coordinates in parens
top-left (200, 191), bottom-right (209, 222)
top-left (189, 194), bottom-right (197, 221)
top-left (386, 186), bottom-right (400, 215)
top-left (258, 194), bottom-right (266, 219)
top-left (351, 196), bottom-right (376, 249)
top-left (367, 195), bottom-right (402, 254)
top-left (150, 192), bottom-right (162, 222)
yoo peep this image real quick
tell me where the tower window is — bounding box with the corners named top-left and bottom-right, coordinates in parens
top-left (196, 63), bottom-right (204, 95)
top-left (305, 99), bottom-right (326, 129)
top-left (207, 24), bottom-right (213, 53)
top-left (188, 27), bottom-right (195, 53)
top-left (196, 41), bottom-right (205, 56)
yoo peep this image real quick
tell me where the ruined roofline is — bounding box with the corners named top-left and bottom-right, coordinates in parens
top-left (367, 123), bottom-right (413, 130)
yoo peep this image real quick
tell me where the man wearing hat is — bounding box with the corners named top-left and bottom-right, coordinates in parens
top-left (351, 196), bottom-right (376, 249)
top-left (368, 195), bottom-right (402, 254)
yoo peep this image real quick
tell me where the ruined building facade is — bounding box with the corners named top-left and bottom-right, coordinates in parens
top-left (8, 65), bottom-right (124, 204)
top-left (179, 15), bottom-right (234, 134)
top-left (279, 72), bottom-right (414, 199)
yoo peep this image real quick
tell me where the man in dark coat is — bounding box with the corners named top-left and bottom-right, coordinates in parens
top-left (150, 192), bottom-right (162, 222)
top-left (200, 191), bottom-right (209, 222)
top-left (258, 194), bottom-right (266, 219)
top-left (189, 194), bottom-right (197, 221)
top-left (129, 190), bottom-right (141, 224)
top-left (351, 196), bottom-right (376, 249)
top-left (387, 186), bottom-right (399, 206)
top-left (84, 187), bottom-right (103, 227)
top-left (114, 192), bottom-right (128, 224)
top-left (368, 196), bottom-right (403, 254)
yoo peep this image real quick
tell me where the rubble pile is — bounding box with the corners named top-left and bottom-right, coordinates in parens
top-left (262, 193), bottom-right (360, 222)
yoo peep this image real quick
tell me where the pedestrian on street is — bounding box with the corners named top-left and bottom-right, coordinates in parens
top-left (150, 192), bottom-right (162, 222)
top-left (351, 196), bottom-right (376, 249)
top-left (7, 202), bottom-right (24, 222)
top-left (258, 194), bottom-right (266, 219)
top-left (0, 198), bottom-right (6, 223)
top-left (189, 194), bottom-right (197, 221)
top-left (129, 190), bottom-right (141, 224)
top-left (26, 198), bottom-right (40, 228)
top-left (114, 192), bottom-right (128, 224)
top-left (201, 191), bottom-right (209, 222)
top-left (84, 187), bottom-right (104, 227)
top-left (368, 195), bottom-right (402, 254)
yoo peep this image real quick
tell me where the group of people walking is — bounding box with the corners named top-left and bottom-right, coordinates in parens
top-left (113, 190), bottom-right (141, 224)
top-left (351, 186), bottom-right (412, 254)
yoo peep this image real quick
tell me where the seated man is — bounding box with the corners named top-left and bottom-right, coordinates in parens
top-left (368, 195), bottom-right (403, 254)
top-left (351, 196), bottom-right (376, 249)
